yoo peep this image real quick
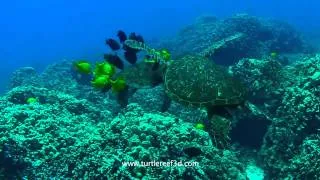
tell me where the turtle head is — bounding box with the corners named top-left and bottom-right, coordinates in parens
top-left (124, 39), bottom-right (172, 65)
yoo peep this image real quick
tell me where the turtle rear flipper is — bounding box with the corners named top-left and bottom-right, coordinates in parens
top-left (207, 114), bottom-right (231, 149)
top-left (206, 105), bottom-right (238, 119)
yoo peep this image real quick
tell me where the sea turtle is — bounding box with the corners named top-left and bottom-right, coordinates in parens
top-left (163, 55), bottom-right (246, 148)
top-left (119, 39), bottom-right (249, 148)
top-left (122, 37), bottom-right (247, 112)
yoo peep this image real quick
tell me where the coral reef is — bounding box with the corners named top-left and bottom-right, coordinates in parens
top-left (2, 55), bottom-right (252, 179)
top-left (230, 54), bottom-right (320, 178)
top-left (9, 67), bottom-right (39, 89)
top-left (128, 85), bottom-right (167, 112)
top-left (289, 135), bottom-right (320, 179)
top-left (9, 60), bottom-right (122, 116)
top-left (257, 54), bottom-right (320, 178)
top-left (156, 14), bottom-right (314, 66)
top-left (0, 89), bottom-right (247, 179)
top-left (224, 47), bottom-right (319, 178)
top-left (0, 86), bottom-right (111, 178)
top-left (230, 58), bottom-right (283, 105)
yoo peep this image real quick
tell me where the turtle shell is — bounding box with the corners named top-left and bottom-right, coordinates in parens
top-left (164, 55), bottom-right (246, 107)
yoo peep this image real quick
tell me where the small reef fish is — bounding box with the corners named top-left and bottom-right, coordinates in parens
top-left (73, 60), bottom-right (91, 74)
top-left (106, 38), bottom-right (121, 51)
top-left (104, 30), bottom-right (145, 68)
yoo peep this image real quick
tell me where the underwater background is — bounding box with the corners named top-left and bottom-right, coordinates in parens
top-left (1, 0), bottom-right (320, 179)
top-left (1, 0), bottom-right (320, 94)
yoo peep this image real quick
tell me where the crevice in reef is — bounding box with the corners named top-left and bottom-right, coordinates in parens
top-left (230, 117), bottom-right (271, 149)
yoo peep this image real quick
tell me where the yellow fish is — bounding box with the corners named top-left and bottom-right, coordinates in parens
top-left (73, 60), bottom-right (91, 74)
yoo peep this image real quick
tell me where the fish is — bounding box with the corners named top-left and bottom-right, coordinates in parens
top-left (104, 30), bottom-right (145, 66)
top-left (122, 44), bottom-right (139, 54)
top-left (129, 32), bottom-right (144, 42)
top-left (123, 33), bottom-right (145, 54)
top-left (128, 32), bottom-right (137, 40)
top-left (106, 38), bottom-right (121, 51)
top-left (104, 53), bottom-right (124, 70)
top-left (124, 50), bottom-right (137, 64)
top-left (73, 60), bottom-right (91, 74)
top-left (117, 30), bottom-right (127, 43)
top-left (135, 35), bottom-right (144, 43)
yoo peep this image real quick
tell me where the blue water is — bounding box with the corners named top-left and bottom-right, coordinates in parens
top-left (1, 0), bottom-right (319, 94)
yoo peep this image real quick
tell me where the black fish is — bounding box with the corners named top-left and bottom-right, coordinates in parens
top-left (124, 51), bottom-right (137, 64)
top-left (135, 35), bottom-right (144, 43)
top-left (106, 38), bottom-right (121, 51)
top-left (122, 43), bottom-right (139, 53)
top-left (117, 30), bottom-right (127, 43)
top-left (104, 54), bottom-right (124, 70)
top-left (128, 32), bottom-right (137, 40)
top-left (128, 32), bottom-right (144, 42)
top-left (125, 32), bottom-right (144, 53)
